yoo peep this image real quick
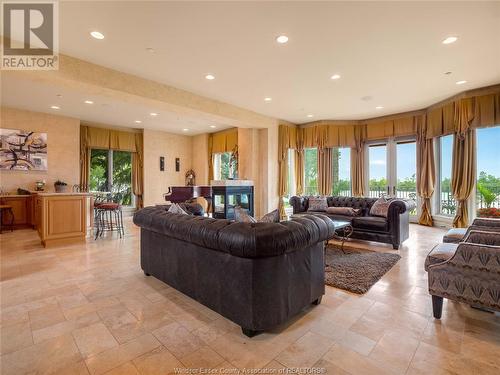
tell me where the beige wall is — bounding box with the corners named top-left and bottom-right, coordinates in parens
top-left (191, 133), bottom-right (209, 185)
top-left (143, 129), bottom-right (193, 207)
top-left (0, 107), bottom-right (80, 193)
top-left (238, 128), bottom-right (262, 217)
top-left (258, 125), bottom-right (279, 214)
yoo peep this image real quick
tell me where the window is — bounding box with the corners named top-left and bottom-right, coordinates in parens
top-left (332, 147), bottom-right (351, 196)
top-left (304, 148), bottom-right (318, 195)
top-left (213, 152), bottom-right (231, 180)
top-left (438, 134), bottom-right (455, 215)
top-left (368, 144), bottom-right (387, 198)
top-left (476, 126), bottom-right (500, 218)
top-left (90, 149), bottom-right (133, 206)
top-left (287, 149), bottom-right (296, 196)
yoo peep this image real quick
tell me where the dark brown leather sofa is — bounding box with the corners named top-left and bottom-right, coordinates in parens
top-left (290, 196), bottom-right (414, 249)
top-left (133, 206), bottom-right (335, 337)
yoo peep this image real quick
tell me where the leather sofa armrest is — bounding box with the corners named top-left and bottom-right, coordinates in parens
top-left (289, 196), bottom-right (308, 214)
top-left (387, 199), bottom-right (415, 216)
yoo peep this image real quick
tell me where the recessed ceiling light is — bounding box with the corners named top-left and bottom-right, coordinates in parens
top-left (442, 36), bottom-right (458, 45)
top-left (134, 120), bottom-right (142, 124)
top-left (456, 80), bottom-right (467, 85)
top-left (146, 47), bottom-right (155, 53)
top-left (276, 35), bottom-right (289, 44)
top-left (50, 105), bottom-right (60, 110)
top-left (90, 31), bottom-right (104, 40)
top-left (307, 114), bottom-right (314, 118)
top-left (361, 95), bottom-right (373, 102)
top-left (84, 100), bottom-right (93, 104)
top-left (182, 128), bottom-right (189, 132)
top-left (264, 97), bottom-right (272, 102)
top-left (210, 125), bottom-right (217, 129)
top-left (444, 71), bottom-right (452, 75)
top-left (376, 106), bottom-right (384, 110)
top-left (205, 74), bottom-right (215, 80)
top-left (150, 112), bottom-right (158, 116)
top-left (330, 74), bottom-right (341, 80)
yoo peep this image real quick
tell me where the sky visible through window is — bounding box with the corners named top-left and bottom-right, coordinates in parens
top-left (477, 127), bottom-right (500, 178)
top-left (369, 145), bottom-right (386, 180)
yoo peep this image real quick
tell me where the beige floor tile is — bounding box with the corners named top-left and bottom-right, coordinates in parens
top-left (313, 358), bottom-right (350, 375)
top-left (0, 334), bottom-right (82, 375)
top-left (337, 329), bottom-right (377, 356)
top-left (72, 322), bottom-right (119, 358)
top-left (181, 345), bottom-right (225, 368)
top-left (28, 303), bottom-right (66, 330)
top-left (50, 360), bottom-right (91, 375)
top-left (322, 344), bottom-right (398, 375)
top-left (275, 331), bottom-right (335, 368)
top-left (152, 321), bottom-right (204, 358)
top-left (33, 312), bottom-right (100, 344)
top-left (420, 320), bottom-right (463, 354)
top-left (103, 362), bottom-right (140, 375)
top-left (368, 330), bottom-right (420, 373)
top-left (133, 346), bottom-right (183, 375)
top-left (85, 333), bottom-right (162, 375)
top-left (0, 321), bottom-right (33, 355)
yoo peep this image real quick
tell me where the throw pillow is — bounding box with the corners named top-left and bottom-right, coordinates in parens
top-left (167, 203), bottom-right (188, 215)
top-left (369, 197), bottom-right (393, 218)
top-left (234, 206), bottom-right (257, 223)
top-left (326, 206), bottom-right (362, 216)
top-left (307, 196), bottom-right (328, 212)
top-left (260, 209), bottom-right (280, 223)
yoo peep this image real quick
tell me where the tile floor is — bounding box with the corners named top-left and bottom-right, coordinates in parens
top-left (1, 221), bottom-right (499, 375)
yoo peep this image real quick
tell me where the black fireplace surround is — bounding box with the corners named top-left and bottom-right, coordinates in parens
top-left (133, 206), bottom-right (335, 337)
top-left (290, 196), bottom-right (414, 249)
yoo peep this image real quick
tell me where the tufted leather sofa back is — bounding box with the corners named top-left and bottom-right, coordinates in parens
top-left (290, 196), bottom-right (378, 216)
top-left (134, 206), bottom-right (336, 258)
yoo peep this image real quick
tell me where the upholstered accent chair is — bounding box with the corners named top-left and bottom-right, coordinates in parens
top-left (443, 218), bottom-right (500, 243)
top-left (426, 230), bottom-right (500, 318)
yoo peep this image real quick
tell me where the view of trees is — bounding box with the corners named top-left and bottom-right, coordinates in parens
top-left (476, 172), bottom-right (500, 208)
top-left (90, 149), bottom-right (132, 206)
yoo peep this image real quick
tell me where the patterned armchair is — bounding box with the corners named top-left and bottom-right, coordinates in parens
top-left (426, 230), bottom-right (500, 318)
top-left (443, 217), bottom-right (500, 243)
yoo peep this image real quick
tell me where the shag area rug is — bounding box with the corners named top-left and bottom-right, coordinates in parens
top-left (324, 245), bottom-right (401, 294)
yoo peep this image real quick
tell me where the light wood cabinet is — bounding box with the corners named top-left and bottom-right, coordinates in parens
top-left (0, 195), bottom-right (34, 229)
top-left (36, 193), bottom-right (90, 247)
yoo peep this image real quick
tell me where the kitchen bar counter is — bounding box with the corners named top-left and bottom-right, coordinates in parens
top-left (34, 193), bottom-right (92, 247)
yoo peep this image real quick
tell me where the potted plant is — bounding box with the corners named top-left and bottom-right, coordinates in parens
top-left (54, 180), bottom-right (68, 193)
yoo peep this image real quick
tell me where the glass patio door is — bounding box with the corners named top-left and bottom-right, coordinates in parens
top-left (367, 138), bottom-right (417, 217)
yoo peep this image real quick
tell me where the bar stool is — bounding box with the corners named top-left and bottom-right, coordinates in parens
top-left (94, 202), bottom-right (124, 239)
top-left (0, 205), bottom-right (15, 233)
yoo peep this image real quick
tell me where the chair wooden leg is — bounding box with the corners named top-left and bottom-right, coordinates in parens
top-left (432, 295), bottom-right (443, 319)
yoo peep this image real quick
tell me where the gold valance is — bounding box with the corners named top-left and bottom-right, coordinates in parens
top-left (209, 128), bottom-right (238, 154)
top-left (82, 125), bottom-right (137, 152)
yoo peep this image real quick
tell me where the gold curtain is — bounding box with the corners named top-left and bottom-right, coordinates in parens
top-left (80, 125), bottom-right (143, 206)
top-left (295, 128), bottom-right (305, 195)
top-left (79, 126), bottom-right (90, 190)
top-left (132, 132), bottom-right (144, 208)
top-left (416, 115), bottom-right (435, 226)
top-left (451, 98), bottom-right (476, 227)
top-left (351, 124), bottom-right (366, 197)
top-left (208, 134), bottom-right (214, 182)
top-left (318, 147), bottom-right (333, 195)
top-left (278, 125), bottom-right (292, 218)
top-left (208, 128), bottom-right (238, 182)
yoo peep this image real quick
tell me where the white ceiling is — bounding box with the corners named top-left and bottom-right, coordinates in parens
top-left (0, 74), bottom-right (234, 135)
top-left (2, 1), bottom-right (500, 128)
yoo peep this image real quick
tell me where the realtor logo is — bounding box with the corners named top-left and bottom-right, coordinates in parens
top-left (1, 1), bottom-right (59, 70)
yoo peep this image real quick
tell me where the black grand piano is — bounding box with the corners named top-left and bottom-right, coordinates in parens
top-left (163, 185), bottom-right (212, 204)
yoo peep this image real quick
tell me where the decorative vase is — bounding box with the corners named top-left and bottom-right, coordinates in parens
top-left (54, 185), bottom-right (67, 193)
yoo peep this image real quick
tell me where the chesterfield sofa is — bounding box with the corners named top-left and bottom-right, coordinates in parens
top-left (133, 206), bottom-right (336, 337)
top-left (290, 196), bottom-right (414, 249)
top-left (425, 229), bottom-right (500, 318)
